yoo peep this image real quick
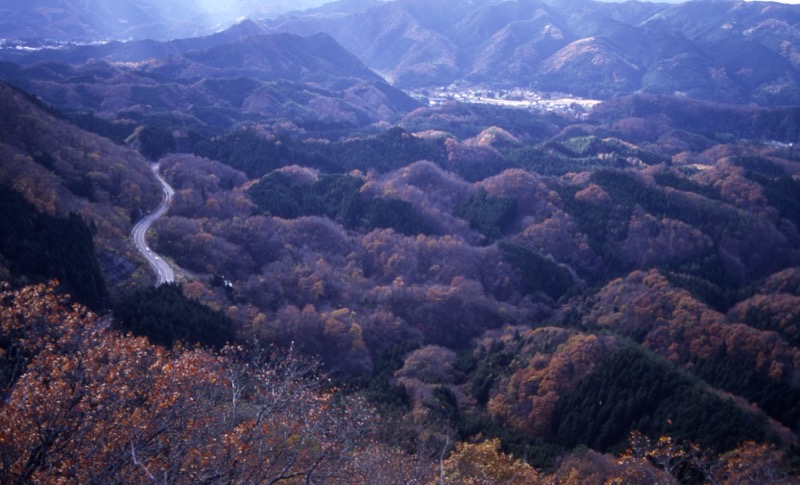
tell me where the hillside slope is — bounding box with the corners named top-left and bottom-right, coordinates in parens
top-left (0, 80), bottom-right (161, 299)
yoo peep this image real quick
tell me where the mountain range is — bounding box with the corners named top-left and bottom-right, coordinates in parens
top-left (0, 24), bottom-right (419, 138)
top-left (259, 0), bottom-right (800, 105)
top-left (4, 0), bottom-right (800, 106)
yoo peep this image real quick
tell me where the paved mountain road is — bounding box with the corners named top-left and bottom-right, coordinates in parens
top-left (132, 163), bottom-right (175, 286)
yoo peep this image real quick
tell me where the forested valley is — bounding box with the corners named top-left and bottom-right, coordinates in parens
top-left (2, 32), bottom-right (800, 484)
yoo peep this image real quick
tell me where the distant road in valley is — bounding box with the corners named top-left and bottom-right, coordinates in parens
top-left (132, 163), bottom-right (175, 286)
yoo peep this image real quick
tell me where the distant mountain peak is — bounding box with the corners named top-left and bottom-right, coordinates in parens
top-left (223, 18), bottom-right (270, 37)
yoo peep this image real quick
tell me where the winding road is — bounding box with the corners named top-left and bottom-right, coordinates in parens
top-left (132, 163), bottom-right (175, 286)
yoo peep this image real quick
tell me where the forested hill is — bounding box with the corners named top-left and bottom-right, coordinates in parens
top-left (0, 80), bottom-right (161, 299)
top-left (134, 92), bottom-right (800, 480)
top-left (0, 185), bottom-right (107, 308)
top-left (0, 29), bottom-right (420, 143)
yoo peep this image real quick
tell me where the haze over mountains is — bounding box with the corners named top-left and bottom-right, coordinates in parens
top-left (259, 0), bottom-right (800, 105)
top-left (5, 0), bottom-right (800, 106)
top-left (0, 0), bottom-right (333, 41)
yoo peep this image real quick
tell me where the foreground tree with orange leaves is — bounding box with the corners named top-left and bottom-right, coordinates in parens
top-left (610, 431), bottom-right (795, 485)
top-left (0, 282), bottom-right (378, 484)
top-left (439, 438), bottom-right (543, 485)
top-left (4, 282), bottom-right (797, 484)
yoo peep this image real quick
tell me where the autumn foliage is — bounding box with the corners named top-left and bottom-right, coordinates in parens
top-left (3, 67), bottom-right (800, 484)
top-left (0, 282), bottom-right (379, 483)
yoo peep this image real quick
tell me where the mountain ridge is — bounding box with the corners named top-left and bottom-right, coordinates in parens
top-left (0, 29), bottom-right (419, 136)
top-left (260, 0), bottom-right (800, 105)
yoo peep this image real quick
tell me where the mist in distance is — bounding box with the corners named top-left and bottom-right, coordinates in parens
top-left (0, 0), bottom-right (335, 42)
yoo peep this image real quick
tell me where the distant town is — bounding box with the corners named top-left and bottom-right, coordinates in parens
top-left (406, 82), bottom-right (602, 115)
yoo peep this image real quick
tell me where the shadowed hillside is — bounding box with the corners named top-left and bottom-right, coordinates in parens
top-left (0, 80), bottom-right (161, 299)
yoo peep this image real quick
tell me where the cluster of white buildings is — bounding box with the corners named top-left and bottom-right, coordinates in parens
top-left (408, 83), bottom-right (601, 114)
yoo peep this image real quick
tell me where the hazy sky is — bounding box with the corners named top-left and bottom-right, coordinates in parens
top-left (598, 0), bottom-right (800, 3)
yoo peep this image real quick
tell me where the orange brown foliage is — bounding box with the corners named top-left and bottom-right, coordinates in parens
top-left (439, 438), bottom-right (543, 485)
top-left (489, 330), bottom-right (619, 437)
top-left (590, 270), bottom-right (800, 383)
top-left (0, 282), bottom-right (380, 483)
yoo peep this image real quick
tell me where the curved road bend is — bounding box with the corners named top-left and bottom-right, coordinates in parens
top-left (132, 163), bottom-right (175, 286)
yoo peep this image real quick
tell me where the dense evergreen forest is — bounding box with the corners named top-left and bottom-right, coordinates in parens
top-left (194, 126), bottom-right (447, 177)
top-left (247, 172), bottom-right (434, 235)
top-left (112, 283), bottom-right (235, 349)
top-left (0, 185), bottom-right (107, 308)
